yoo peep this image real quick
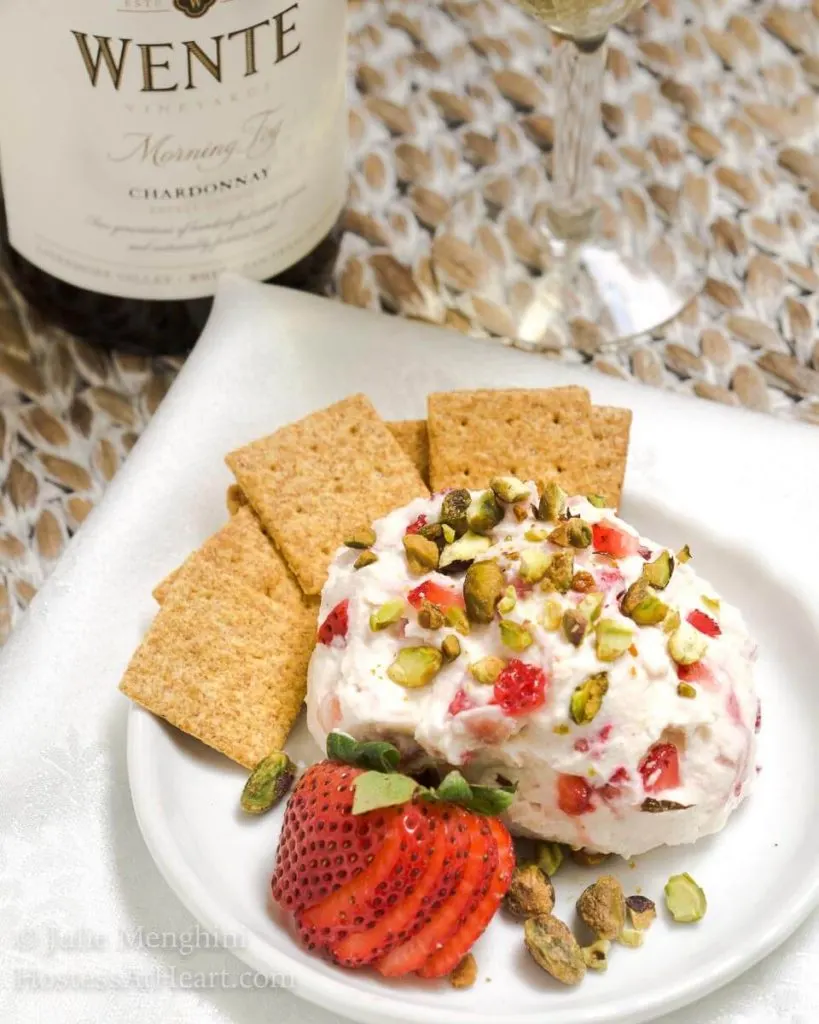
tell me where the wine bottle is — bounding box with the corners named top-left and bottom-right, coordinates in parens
top-left (0, 0), bottom-right (348, 354)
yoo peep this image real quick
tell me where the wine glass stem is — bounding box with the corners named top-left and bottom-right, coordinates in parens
top-left (546, 32), bottom-right (608, 246)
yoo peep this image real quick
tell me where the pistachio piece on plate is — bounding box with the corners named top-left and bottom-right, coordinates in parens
top-left (240, 751), bottom-right (296, 815)
top-left (524, 915), bottom-right (586, 985)
top-left (506, 863), bottom-right (555, 918)
top-left (664, 873), bottom-right (707, 923)
top-left (440, 488), bottom-right (472, 538)
top-left (463, 559), bottom-right (505, 624)
top-left (576, 875), bottom-right (626, 940)
top-left (535, 840), bottom-right (564, 877)
top-left (626, 895), bottom-right (657, 931)
top-left (491, 475), bottom-right (529, 504)
top-left (387, 646), bottom-right (443, 688)
top-left (570, 847), bottom-right (610, 867)
top-left (369, 598), bottom-right (406, 631)
top-left (618, 926), bottom-right (644, 948)
top-left (581, 938), bottom-right (611, 971)
top-left (449, 953), bottom-right (477, 989)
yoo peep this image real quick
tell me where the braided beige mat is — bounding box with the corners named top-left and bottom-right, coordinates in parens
top-left (1, 0), bottom-right (818, 642)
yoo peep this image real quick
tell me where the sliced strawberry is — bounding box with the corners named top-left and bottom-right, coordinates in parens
top-left (639, 742), bottom-right (680, 793)
top-left (332, 804), bottom-right (467, 967)
top-left (408, 581), bottom-right (463, 611)
top-left (378, 811), bottom-right (493, 977)
top-left (448, 689), bottom-right (475, 716)
top-left (592, 521), bottom-right (640, 559)
top-left (687, 609), bottom-right (721, 637)
top-left (317, 600), bottom-right (349, 646)
top-left (493, 660), bottom-right (548, 717)
top-left (417, 816), bottom-right (514, 979)
top-left (297, 799), bottom-right (440, 951)
top-left (271, 761), bottom-right (384, 913)
top-left (406, 515), bottom-right (428, 535)
top-left (557, 773), bottom-right (594, 816)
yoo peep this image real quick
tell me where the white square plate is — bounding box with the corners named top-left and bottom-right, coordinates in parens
top-left (3, 277), bottom-right (819, 1024)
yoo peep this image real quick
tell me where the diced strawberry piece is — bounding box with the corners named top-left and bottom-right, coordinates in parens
top-left (638, 545), bottom-right (653, 560)
top-left (493, 660), bottom-right (548, 717)
top-left (573, 738), bottom-right (590, 754)
top-left (272, 761), bottom-right (388, 912)
top-left (512, 577), bottom-right (534, 598)
top-left (595, 566), bottom-right (625, 594)
top-left (448, 689), bottom-right (474, 717)
top-left (597, 724), bottom-right (613, 743)
top-left (638, 742), bottom-right (680, 793)
top-left (408, 581), bottom-right (462, 611)
top-left (598, 766), bottom-right (630, 802)
top-left (676, 661), bottom-right (716, 688)
top-left (378, 812), bottom-right (494, 977)
top-left (417, 817), bottom-right (514, 979)
top-left (557, 773), bottom-right (594, 816)
top-left (462, 709), bottom-right (515, 744)
top-left (317, 600), bottom-right (349, 646)
top-left (687, 609), bottom-right (721, 637)
top-left (755, 702), bottom-right (762, 733)
top-left (331, 803), bottom-right (462, 967)
top-left (592, 521), bottom-right (640, 559)
top-left (405, 515), bottom-right (427, 535)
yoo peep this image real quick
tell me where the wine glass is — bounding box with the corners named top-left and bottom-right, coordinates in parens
top-left (495, 0), bottom-right (707, 349)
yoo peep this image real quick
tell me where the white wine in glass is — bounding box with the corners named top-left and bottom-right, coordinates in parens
top-left (506, 0), bottom-right (707, 348)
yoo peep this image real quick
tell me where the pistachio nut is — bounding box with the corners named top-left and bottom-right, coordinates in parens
top-left (513, 503), bottom-right (530, 523)
top-left (570, 847), bottom-right (610, 867)
top-left (641, 798), bottom-right (692, 812)
top-left (498, 585), bottom-right (517, 615)
top-left (440, 488), bottom-right (472, 538)
top-left (519, 548), bottom-right (550, 584)
top-left (442, 524), bottom-right (456, 544)
top-left (626, 895), bottom-right (657, 931)
top-left (387, 646), bottom-right (443, 688)
top-left (441, 634), bottom-right (461, 663)
top-left (586, 494), bottom-right (607, 508)
top-left (576, 592), bottom-right (604, 623)
top-left (419, 522), bottom-right (446, 551)
top-left (596, 619), bottom-right (634, 662)
top-left (445, 606), bottom-right (471, 636)
top-left (524, 914), bottom-right (586, 985)
top-left (491, 475), bottom-right (529, 504)
top-left (662, 608), bottom-right (682, 634)
top-left (621, 578), bottom-right (669, 626)
top-left (469, 655), bottom-right (506, 685)
top-left (701, 593), bottom-right (720, 612)
top-left (668, 621), bottom-right (708, 665)
top-left (463, 559), bottom-right (505, 624)
top-left (551, 519), bottom-right (592, 548)
top-left (417, 600), bottom-right (445, 630)
top-left (552, 723), bottom-right (570, 735)
top-left (467, 490), bottom-right (504, 535)
top-left (535, 841), bottom-right (564, 877)
top-left (538, 481), bottom-right (567, 523)
top-left (403, 534), bottom-right (440, 576)
top-left (676, 544), bottom-right (693, 564)
top-left (571, 570), bottom-right (596, 593)
top-left (664, 872), bottom-right (706, 923)
top-left (369, 598), bottom-right (406, 632)
top-left (344, 526), bottom-right (376, 550)
top-left (438, 530), bottom-right (492, 574)
top-left (524, 526), bottom-right (550, 542)
top-left (240, 751), bottom-right (296, 815)
top-left (642, 550), bottom-right (674, 590)
top-left (618, 927), bottom-right (644, 948)
top-left (499, 619), bottom-right (534, 652)
top-left (581, 938), bottom-right (611, 971)
top-left (506, 863), bottom-right (555, 918)
top-left (576, 875), bottom-right (626, 940)
top-left (353, 550), bottom-right (379, 570)
top-left (570, 672), bottom-right (609, 725)
top-left (542, 597), bottom-right (564, 631)
top-left (562, 608), bottom-right (589, 647)
top-left (677, 682), bottom-right (697, 699)
top-left (449, 952), bottom-right (477, 990)
top-left (544, 550), bottom-right (574, 593)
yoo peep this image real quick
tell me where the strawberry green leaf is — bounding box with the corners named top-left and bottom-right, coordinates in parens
top-left (462, 783), bottom-right (516, 816)
top-left (436, 770), bottom-right (473, 804)
top-left (352, 771), bottom-right (418, 814)
top-left (326, 732), bottom-right (401, 773)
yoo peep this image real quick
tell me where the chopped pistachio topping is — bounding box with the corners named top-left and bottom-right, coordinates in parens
top-left (576, 592), bottom-right (604, 623)
top-left (668, 621), bottom-right (708, 665)
top-left (419, 522), bottom-right (446, 549)
top-left (500, 619), bottom-right (534, 652)
top-left (570, 847), bottom-right (610, 867)
top-left (586, 494), bottom-right (607, 508)
top-left (498, 585), bottom-right (517, 615)
top-left (445, 606), bottom-right (471, 636)
top-left (621, 578), bottom-right (669, 626)
top-left (596, 619), bottom-right (634, 662)
top-left (354, 550), bottom-right (379, 570)
top-left (440, 488), bottom-right (472, 538)
top-left (490, 475), bottom-right (529, 503)
top-left (402, 533), bottom-right (439, 575)
top-left (387, 645), bottom-right (443, 689)
top-left (344, 526), bottom-right (376, 549)
top-left (463, 559), bottom-right (505, 624)
top-left (676, 544), bottom-right (693, 563)
top-left (469, 655), bottom-right (506, 685)
top-left (642, 550), bottom-right (674, 589)
top-left (535, 841), bottom-right (564, 876)
top-left (369, 598), bottom-right (406, 631)
top-left (441, 634), bottom-right (461, 663)
top-left (439, 530), bottom-right (491, 573)
top-left (538, 481), bottom-right (567, 522)
top-left (562, 608), bottom-right (589, 647)
top-left (520, 548), bottom-right (551, 584)
top-left (677, 682), bottom-right (697, 699)
top-left (570, 672), bottom-right (609, 725)
top-left (571, 570), bottom-right (596, 593)
top-left (664, 873), bottom-right (707, 923)
top-left (542, 597), bottom-right (564, 631)
top-left (513, 503), bottom-right (529, 523)
top-left (417, 600), bottom-right (445, 630)
top-left (441, 524), bottom-right (456, 544)
top-left (552, 723), bottom-right (570, 735)
top-left (525, 526), bottom-right (550, 542)
top-left (662, 608), bottom-right (681, 634)
top-left (701, 593), bottom-right (720, 612)
top-left (581, 938), bottom-right (610, 971)
top-left (466, 489), bottom-right (504, 535)
top-left (626, 895), bottom-right (657, 931)
top-left (544, 550), bottom-right (574, 593)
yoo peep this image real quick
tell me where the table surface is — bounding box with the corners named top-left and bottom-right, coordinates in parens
top-left (1, 0), bottom-right (818, 642)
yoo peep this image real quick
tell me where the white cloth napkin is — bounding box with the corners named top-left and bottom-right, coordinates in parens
top-left (0, 275), bottom-right (815, 1024)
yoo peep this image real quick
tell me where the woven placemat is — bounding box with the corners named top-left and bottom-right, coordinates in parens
top-left (1, 0), bottom-right (818, 643)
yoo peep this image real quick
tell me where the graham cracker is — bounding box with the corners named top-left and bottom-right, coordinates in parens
top-left (387, 420), bottom-right (430, 486)
top-left (584, 406), bottom-right (632, 509)
top-left (121, 560), bottom-right (318, 769)
top-left (226, 484), bottom-right (247, 515)
top-left (428, 387), bottom-right (597, 494)
top-left (153, 504), bottom-right (283, 605)
top-left (226, 394), bottom-right (429, 595)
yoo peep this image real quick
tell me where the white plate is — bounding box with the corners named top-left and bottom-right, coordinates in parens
top-left (119, 279), bottom-right (819, 1024)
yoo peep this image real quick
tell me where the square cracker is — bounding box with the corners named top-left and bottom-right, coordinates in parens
top-left (387, 420), bottom-right (430, 486)
top-left (428, 387), bottom-right (597, 494)
top-left (584, 406), bottom-right (632, 509)
top-left (121, 561), bottom-right (317, 769)
top-left (153, 504), bottom-right (284, 605)
top-left (226, 394), bottom-right (429, 595)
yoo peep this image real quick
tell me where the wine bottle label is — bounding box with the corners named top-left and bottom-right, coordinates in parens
top-left (0, 0), bottom-right (347, 300)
